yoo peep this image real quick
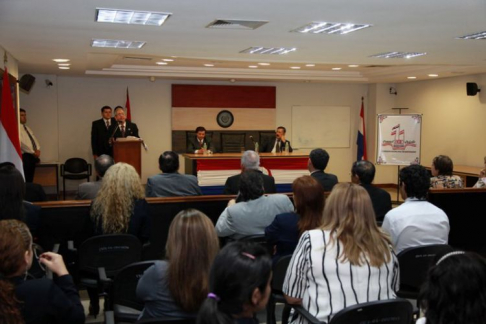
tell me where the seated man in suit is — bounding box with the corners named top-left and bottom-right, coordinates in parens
top-left (216, 170), bottom-right (294, 239)
top-left (351, 160), bottom-right (391, 222)
top-left (187, 126), bottom-right (215, 153)
top-left (110, 106), bottom-right (139, 140)
top-left (223, 150), bottom-right (276, 195)
top-left (261, 126), bottom-right (293, 153)
top-left (382, 165), bottom-right (449, 254)
top-left (76, 155), bottom-right (114, 200)
top-left (308, 148), bottom-right (338, 191)
top-left (146, 151), bottom-right (202, 197)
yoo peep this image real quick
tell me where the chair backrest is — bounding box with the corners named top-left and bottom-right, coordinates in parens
top-left (330, 299), bottom-right (413, 324)
top-left (79, 234), bottom-right (142, 277)
top-left (136, 318), bottom-right (196, 324)
top-left (63, 158), bottom-right (89, 174)
top-left (397, 244), bottom-right (454, 290)
top-left (271, 254), bottom-right (292, 293)
top-left (113, 261), bottom-right (155, 311)
top-left (220, 132), bottom-right (245, 153)
top-left (239, 234), bottom-right (272, 254)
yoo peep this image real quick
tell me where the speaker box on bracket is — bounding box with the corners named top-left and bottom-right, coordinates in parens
top-left (467, 82), bottom-right (481, 96)
top-left (19, 74), bottom-right (36, 92)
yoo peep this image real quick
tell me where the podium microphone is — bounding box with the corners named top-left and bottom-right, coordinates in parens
top-left (109, 122), bottom-right (120, 145)
top-left (249, 135), bottom-right (256, 144)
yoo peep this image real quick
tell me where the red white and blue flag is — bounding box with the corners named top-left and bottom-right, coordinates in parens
top-left (0, 67), bottom-right (24, 175)
top-left (125, 87), bottom-right (131, 121)
top-left (356, 98), bottom-right (367, 161)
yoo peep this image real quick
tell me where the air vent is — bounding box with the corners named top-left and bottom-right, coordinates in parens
top-left (123, 56), bottom-right (153, 61)
top-left (206, 19), bottom-right (268, 30)
top-left (369, 52), bottom-right (427, 59)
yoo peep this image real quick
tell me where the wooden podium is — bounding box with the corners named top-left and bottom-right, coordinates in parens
top-left (113, 138), bottom-right (142, 176)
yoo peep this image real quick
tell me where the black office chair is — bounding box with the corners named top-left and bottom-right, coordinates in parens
top-left (396, 244), bottom-right (454, 299)
top-left (60, 157), bottom-right (92, 200)
top-left (266, 255), bottom-right (292, 324)
top-left (290, 298), bottom-right (413, 324)
top-left (105, 312), bottom-right (196, 324)
top-left (239, 234), bottom-right (273, 254)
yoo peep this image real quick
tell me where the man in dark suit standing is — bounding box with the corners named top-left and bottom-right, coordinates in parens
top-left (110, 106), bottom-right (139, 140)
top-left (224, 150), bottom-right (276, 195)
top-left (187, 126), bottom-right (215, 153)
top-left (91, 105), bottom-right (116, 158)
top-left (308, 148), bottom-right (338, 191)
top-left (351, 160), bottom-right (392, 222)
top-left (261, 126), bottom-right (293, 153)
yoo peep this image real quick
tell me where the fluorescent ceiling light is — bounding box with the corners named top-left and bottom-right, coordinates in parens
top-left (332, 67), bottom-right (342, 70)
top-left (59, 67), bottom-right (70, 70)
top-left (248, 65), bottom-right (258, 68)
top-left (156, 62), bottom-right (167, 65)
top-left (96, 8), bottom-right (171, 26)
top-left (428, 74), bottom-right (439, 77)
top-left (91, 39), bottom-right (146, 49)
top-left (258, 63), bottom-right (270, 66)
top-left (204, 64), bottom-right (214, 67)
top-left (369, 52), bottom-right (427, 59)
top-left (407, 76), bottom-right (417, 79)
top-left (58, 63), bottom-right (71, 66)
top-left (52, 59), bottom-right (70, 63)
top-left (292, 22), bottom-right (371, 35)
top-left (163, 59), bottom-right (174, 62)
top-left (457, 31), bottom-right (486, 40)
top-left (305, 64), bottom-right (315, 67)
top-left (290, 66), bottom-right (300, 69)
top-left (348, 64), bottom-right (359, 67)
top-left (240, 47), bottom-right (296, 55)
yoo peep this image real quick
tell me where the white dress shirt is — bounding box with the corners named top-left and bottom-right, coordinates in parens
top-left (20, 124), bottom-right (41, 154)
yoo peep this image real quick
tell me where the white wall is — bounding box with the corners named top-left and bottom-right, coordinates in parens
top-left (20, 76), bottom-right (369, 190)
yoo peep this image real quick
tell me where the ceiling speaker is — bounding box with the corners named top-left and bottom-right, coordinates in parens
top-left (19, 74), bottom-right (36, 92)
top-left (467, 82), bottom-right (480, 96)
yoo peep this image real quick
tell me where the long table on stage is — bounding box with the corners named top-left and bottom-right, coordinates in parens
top-left (183, 151), bottom-right (311, 194)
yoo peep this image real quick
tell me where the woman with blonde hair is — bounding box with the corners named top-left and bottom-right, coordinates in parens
top-left (283, 183), bottom-right (399, 324)
top-left (137, 209), bottom-right (220, 319)
top-left (90, 162), bottom-right (149, 242)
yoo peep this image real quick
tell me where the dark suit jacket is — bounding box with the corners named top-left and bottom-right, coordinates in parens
top-left (311, 170), bottom-right (338, 192)
top-left (265, 212), bottom-right (300, 263)
top-left (186, 136), bottom-right (215, 153)
top-left (261, 138), bottom-right (293, 153)
top-left (223, 171), bottom-right (276, 195)
top-left (91, 118), bottom-right (116, 156)
top-left (361, 183), bottom-right (392, 222)
top-left (109, 120), bottom-right (139, 140)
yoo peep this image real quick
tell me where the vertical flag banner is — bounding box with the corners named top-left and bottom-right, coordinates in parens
top-left (376, 114), bottom-right (422, 165)
top-left (0, 68), bottom-right (24, 174)
top-left (356, 98), bottom-right (367, 160)
top-left (125, 87), bottom-right (131, 121)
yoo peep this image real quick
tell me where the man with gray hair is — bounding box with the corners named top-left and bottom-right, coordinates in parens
top-left (223, 150), bottom-right (276, 195)
top-left (76, 154), bottom-right (114, 200)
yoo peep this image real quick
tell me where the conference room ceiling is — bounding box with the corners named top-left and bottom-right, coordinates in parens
top-left (1, 0), bottom-right (486, 83)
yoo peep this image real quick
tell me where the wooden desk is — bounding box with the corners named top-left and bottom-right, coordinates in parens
top-left (426, 164), bottom-right (481, 187)
top-left (33, 163), bottom-right (59, 199)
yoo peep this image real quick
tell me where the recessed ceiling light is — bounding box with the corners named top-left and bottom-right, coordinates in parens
top-left (96, 8), bottom-right (171, 26)
top-left (407, 76), bottom-right (417, 79)
top-left (204, 64), bottom-right (214, 67)
top-left (52, 59), bottom-right (70, 63)
top-left (290, 66), bottom-right (301, 69)
top-left (457, 31), bottom-right (486, 40)
top-left (258, 63), bottom-right (270, 66)
top-left (163, 59), bottom-right (174, 62)
top-left (240, 47), bottom-right (296, 55)
top-left (91, 39), bottom-right (146, 49)
top-left (292, 22), bottom-right (371, 35)
top-left (370, 52), bottom-right (427, 59)
top-left (248, 65), bottom-right (258, 68)
top-left (348, 64), bottom-right (359, 67)
top-left (428, 74), bottom-right (439, 77)
top-left (156, 62), bottom-right (168, 65)
top-left (332, 67), bottom-right (342, 70)
top-left (58, 67), bottom-right (70, 70)
top-left (58, 63), bottom-right (71, 66)
top-left (305, 64), bottom-right (315, 67)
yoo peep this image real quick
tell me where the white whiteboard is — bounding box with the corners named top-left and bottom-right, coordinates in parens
top-left (291, 106), bottom-right (351, 148)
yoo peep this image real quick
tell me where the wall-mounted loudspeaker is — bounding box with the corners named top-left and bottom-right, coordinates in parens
top-left (466, 82), bottom-right (481, 96)
top-left (19, 74), bottom-right (36, 92)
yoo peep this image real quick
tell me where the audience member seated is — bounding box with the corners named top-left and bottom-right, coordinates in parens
top-left (223, 150), bottom-right (276, 195)
top-left (430, 155), bottom-right (463, 188)
top-left (216, 170), bottom-right (294, 239)
top-left (308, 148), bottom-right (338, 191)
top-left (351, 160), bottom-right (392, 222)
top-left (198, 241), bottom-right (272, 324)
top-left (137, 209), bottom-right (219, 320)
top-left (76, 154), bottom-right (114, 200)
top-left (417, 251), bottom-right (486, 324)
top-left (382, 165), bottom-right (449, 253)
top-left (146, 151), bottom-right (202, 197)
top-left (0, 162), bottom-right (41, 236)
top-left (25, 182), bottom-right (47, 202)
top-left (265, 175), bottom-right (324, 262)
top-left (473, 155), bottom-right (486, 188)
top-left (90, 162), bottom-right (150, 242)
top-left (0, 219), bottom-right (85, 324)
top-left (283, 183), bottom-right (399, 323)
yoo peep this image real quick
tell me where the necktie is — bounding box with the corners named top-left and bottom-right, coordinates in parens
top-left (105, 120), bottom-right (109, 129)
top-left (24, 125), bottom-right (37, 151)
top-left (121, 125), bottom-right (125, 137)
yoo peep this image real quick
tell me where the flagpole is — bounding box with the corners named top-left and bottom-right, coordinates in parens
top-left (392, 107), bottom-right (409, 203)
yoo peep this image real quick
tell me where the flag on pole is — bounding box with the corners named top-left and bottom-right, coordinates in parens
top-left (356, 98), bottom-right (367, 161)
top-left (399, 130), bottom-right (405, 135)
top-left (125, 87), bottom-right (131, 121)
top-left (392, 124), bottom-right (400, 130)
top-left (391, 130), bottom-right (397, 136)
top-left (0, 67), bottom-right (24, 175)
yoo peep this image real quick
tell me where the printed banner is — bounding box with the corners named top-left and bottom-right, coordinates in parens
top-left (376, 114), bottom-right (422, 165)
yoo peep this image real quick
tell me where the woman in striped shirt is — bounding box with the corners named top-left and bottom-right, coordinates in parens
top-left (283, 183), bottom-right (399, 324)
